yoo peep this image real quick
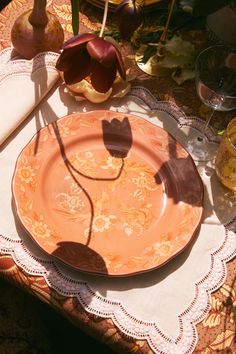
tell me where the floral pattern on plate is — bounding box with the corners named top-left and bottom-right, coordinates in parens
top-left (12, 110), bottom-right (203, 276)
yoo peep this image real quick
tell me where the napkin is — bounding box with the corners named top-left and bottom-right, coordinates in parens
top-left (0, 48), bottom-right (60, 146)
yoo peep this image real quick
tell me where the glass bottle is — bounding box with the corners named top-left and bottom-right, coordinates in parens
top-left (215, 117), bottom-right (236, 191)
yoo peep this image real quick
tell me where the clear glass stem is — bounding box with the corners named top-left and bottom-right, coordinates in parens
top-left (203, 108), bottom-right (215, 131)
top-left (197, 109), bottom-right (215, 143)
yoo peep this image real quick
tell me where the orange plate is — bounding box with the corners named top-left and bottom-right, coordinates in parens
top-left (12, 111), bottom-right (203, 276)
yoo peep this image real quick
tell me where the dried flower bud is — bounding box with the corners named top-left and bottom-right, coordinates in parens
top-left (115, 0), bottom-right (144, 40)
top-left (56, 33), bottom-right (126, 93)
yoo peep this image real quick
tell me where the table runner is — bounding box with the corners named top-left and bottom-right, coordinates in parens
top-left (0, 51), bottom-right (235, 352)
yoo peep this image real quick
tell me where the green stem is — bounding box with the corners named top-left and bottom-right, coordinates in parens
top-left (71, 0), bottom-right (80, 35)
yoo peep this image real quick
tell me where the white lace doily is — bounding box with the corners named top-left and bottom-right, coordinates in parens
top-left (0, 51), bottom-right (235, 354)
top-left (0, 47), bottom-right (59, 78)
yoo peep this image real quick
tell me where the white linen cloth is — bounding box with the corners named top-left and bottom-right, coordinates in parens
top-left (0, 49), bottom-right (235, 353)
top-left (0, 48), bottom-right (59, 145)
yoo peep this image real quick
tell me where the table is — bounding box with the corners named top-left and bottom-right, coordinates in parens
top-left (0, 1), bottom-right (236, 353)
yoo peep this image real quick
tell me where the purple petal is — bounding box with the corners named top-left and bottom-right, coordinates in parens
top-left (63, 50), bottom-right (91, 85)
top-left (56, 46), bottom-right (83, 71)
top-left (62, 33), bottom-right (97, 50)
top-left (90, 61), bottom-right (117, 93)
top-left (113, 45), bottom-right (126, 80)
top-left (87, 38), bottom-right (117, 68)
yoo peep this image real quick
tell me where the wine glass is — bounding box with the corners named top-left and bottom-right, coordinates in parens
top-left (186, 44), bottom-right (236, 161)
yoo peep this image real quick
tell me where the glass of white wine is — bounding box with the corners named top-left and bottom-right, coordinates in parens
top-left (186, 45), bottom-right (236, 161)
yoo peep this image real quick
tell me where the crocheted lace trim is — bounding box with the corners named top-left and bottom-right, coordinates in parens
top-left (0, 47), bottom-right (59, 79)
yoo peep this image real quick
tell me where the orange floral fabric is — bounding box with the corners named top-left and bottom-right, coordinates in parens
top-left (0, 1), bottom-right (235, 353)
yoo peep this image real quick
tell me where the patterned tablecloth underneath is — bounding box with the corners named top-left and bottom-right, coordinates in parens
top-left (0, 1), bottom-right (236, 353)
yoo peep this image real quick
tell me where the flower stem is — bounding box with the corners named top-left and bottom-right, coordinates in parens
top-left (99, 0), bottom-right (109, 37)
top-left (71, 0), bottom-right (80, 35)
top-left (160, 0), bottom-right (176, 43)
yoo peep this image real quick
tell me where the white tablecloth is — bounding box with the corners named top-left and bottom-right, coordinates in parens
top-left (0, 49), bottom-right (236, 354)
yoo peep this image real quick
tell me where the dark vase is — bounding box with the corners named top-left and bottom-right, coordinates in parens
top-left (11, 0), bottom-right (64, 59)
